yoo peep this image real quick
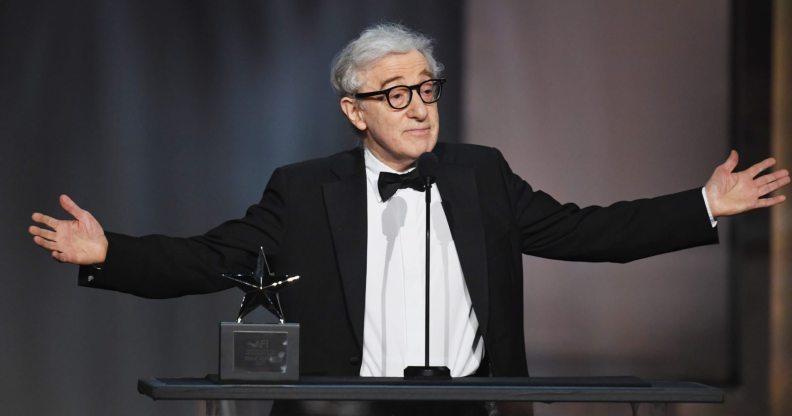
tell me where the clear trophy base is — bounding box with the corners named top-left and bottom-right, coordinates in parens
top-left (219, 322), bottom-right (300, 382)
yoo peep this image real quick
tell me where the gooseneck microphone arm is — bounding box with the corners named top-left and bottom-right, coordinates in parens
top-left (404, 152), bottom-right (450, 379)
top-left (424, 173), bottom-right (432, 367)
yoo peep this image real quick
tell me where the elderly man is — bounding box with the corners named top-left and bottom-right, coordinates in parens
top-left (29, 23), bottom-right (789, 414)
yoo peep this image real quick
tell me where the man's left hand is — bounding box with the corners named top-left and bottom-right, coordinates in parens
top-left (705, 150), bottom-right (790, 217)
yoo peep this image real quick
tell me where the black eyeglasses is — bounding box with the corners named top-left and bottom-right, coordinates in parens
top-left (354, 78), bottom-right (446, 110)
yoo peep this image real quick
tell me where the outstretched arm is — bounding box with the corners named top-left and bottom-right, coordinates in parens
top-left (705, 150), bottom-right (790, 217)
top-left (29, 194), bottom-right (108, 265)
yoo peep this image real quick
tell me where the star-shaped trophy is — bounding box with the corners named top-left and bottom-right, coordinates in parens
top-left (220, 247), bottom-right (299, 323)
top-left (218, 247), bottom-right (301, 382)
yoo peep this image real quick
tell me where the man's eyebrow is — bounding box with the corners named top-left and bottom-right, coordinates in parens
top-left (379, 70), bottom-right (433, 89)
top-left (379, 76), bottom-right (405, 89)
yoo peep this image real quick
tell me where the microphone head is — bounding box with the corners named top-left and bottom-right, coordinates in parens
top-left (417, 152), bottom-right (439, 180)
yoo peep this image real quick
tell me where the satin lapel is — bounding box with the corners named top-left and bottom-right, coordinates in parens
top-left (322, 150), bottom-right (367, 349)
top-left (435, 160), bottom-right (490, 337)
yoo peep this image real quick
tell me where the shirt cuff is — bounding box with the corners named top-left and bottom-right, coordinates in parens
top-left (701, 186), bottom-right (717, 228)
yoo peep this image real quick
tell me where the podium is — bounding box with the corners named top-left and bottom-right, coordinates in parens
top-left (138, 375), bottom-right (723, 415)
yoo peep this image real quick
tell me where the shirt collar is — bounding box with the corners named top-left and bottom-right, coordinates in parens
top-left (364, 145), bottom-right (416, 176)
top-left (364, 145), bottom-right (417, 202)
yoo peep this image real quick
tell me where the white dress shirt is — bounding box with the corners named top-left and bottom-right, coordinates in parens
top-left (359, 147), bottom-right (484, 377)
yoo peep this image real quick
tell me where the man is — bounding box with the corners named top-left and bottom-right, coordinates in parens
top-left (29, 23), bottom-right (789, 413)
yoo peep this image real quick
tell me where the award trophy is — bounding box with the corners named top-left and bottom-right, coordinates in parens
top-left (218, 247), bottom-right (300, 382)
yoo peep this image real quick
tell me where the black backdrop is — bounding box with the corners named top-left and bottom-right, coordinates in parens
top-left (0, 1), bottom-right (462, 415)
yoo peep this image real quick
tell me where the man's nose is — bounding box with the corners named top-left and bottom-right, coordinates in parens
top-left (405, 93), bottom-right (428, 119)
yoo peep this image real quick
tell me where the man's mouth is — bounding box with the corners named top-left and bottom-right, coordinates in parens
top-left (405, 127), bottom-right (431, 135)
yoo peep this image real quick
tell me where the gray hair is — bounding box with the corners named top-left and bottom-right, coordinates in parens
top-left (330, 23), bottom-right (444, 97)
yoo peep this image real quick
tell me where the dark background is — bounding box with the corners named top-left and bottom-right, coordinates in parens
top-left (0, 2), bottom-right (463, 415)
top-left (1, 1), bottom-right (781, 415)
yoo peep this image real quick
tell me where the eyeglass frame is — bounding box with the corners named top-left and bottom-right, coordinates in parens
top-left (353, 78), bottom-right (447, 110)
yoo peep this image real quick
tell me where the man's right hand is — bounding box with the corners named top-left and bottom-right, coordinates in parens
top-left (29, 194), bottom-right (109, 265)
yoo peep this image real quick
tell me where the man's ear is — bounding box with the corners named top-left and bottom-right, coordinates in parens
top-left (340, 97), bottom-right (367, 132)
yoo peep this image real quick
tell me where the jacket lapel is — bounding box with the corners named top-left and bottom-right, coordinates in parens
top-left (322, 149), bottom-right (367, 349)
top-left (435, 151), bottom-right (490, 338)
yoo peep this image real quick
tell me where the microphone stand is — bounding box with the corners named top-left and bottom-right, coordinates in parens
top-left (404, 172), bottom-right (451, 379)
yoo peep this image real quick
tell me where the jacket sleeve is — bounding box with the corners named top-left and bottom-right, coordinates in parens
top-left (493, 149), bottom-right (719, 263)
top-left (78, 167), bottom-right (289, 298)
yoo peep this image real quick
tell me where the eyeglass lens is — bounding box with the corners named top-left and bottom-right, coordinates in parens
top-left (387, 80), bottom-right (442, 109)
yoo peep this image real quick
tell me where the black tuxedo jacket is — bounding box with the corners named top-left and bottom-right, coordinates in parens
top-left (80, 143), bottom-right (718, 376)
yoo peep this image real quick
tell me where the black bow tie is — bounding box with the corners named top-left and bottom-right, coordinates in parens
top-left (377, 170), bottom-right (426, 201)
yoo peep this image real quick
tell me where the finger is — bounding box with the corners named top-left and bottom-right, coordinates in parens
top-left (721, 150), bottom-right (739, 173)
top-left (773, 168), bottom-right (790, 181)
top-left (31, 212), bottom-right (60, 229)
top-left (746, 157), bottom-right (777, 178)
top-left (755, 195), bottom-right (787, 209)
top-left (32, 235), bottom-right (59, 251)
top-left (755, 169), bottom-right (790, 186)
top-left (52, 251), bottom-right (70, 263)
top-left (59, 194), bottom-right (87, 220)
top-left (758, 174), bottom-right (792, 195)
top-left (28, 225), bottom-right (57, 241)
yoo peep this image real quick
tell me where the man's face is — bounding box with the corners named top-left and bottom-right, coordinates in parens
top-left (340, 50), bottom-right (440, 172)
